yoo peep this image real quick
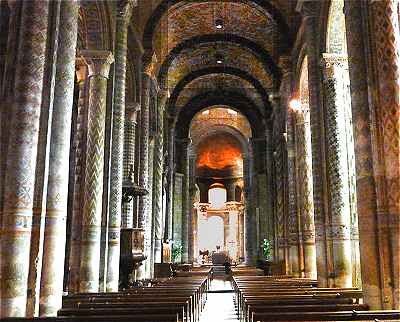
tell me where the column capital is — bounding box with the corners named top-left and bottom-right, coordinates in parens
top-left (116, 0), bottom-right (135, 25)
top-left (143, 51), bottom-right (158, 77)
top-left (126, 101), bottom-right (140, 122)
top-left (80, 50), bottom-right (114, 79)
top-left (321, 53), bottom-right (348, 79)
top-left (75, 57), bottom-right (87, 84)
top-left (279, 55), bottom-right (292, 75)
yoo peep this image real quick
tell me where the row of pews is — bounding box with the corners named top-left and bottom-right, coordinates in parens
top-left (232, 275), bottom-right (400, 322)
top-left (4, 269), bottom-right (212, 322)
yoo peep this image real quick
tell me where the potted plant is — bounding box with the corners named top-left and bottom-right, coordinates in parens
top-left (258, 238), bottom-right (273, 276)
top-left (171, 242), bottom-right (183, 263)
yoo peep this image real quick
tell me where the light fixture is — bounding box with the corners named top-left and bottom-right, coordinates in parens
top-left (215, 53), bottom-right (224, 64)
top-left (215, 19), bottom-right (224, 29)
top-left (289, 98), bottom-right (301, 112)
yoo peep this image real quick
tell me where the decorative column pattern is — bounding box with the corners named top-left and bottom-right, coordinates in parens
top-left (78, 50), bottom-right (114, 292)
top-left (68, 59), bottom-right (88, 294)
top-left (274, 140), bottom-right (286, 262)
top-left (243, 154), bottom-right (256, 264)
top-left (153, 91), bottom-right (167, 263)
top-left (344, 0), bottom-right (384, 308)
top-left (122, 102), bottom-right (140, 229)
top-left (322, 54), bottom-right (353, 288)
top-left (165, 117), bottom-right (175, 241)
top-left (295, 108), bottom-right (317, 279)
top-left (287, 111), bottom-right (300, 276)
top-left (302, 2), bottom-right (329, 285)
top-left (39, 0), bottom-right (78, 315)
top-left (106, 1), bottom-right (133, 292)
top-left (179, 138), bottom-right (191, 262)
top-left (0, 1), bottom-right (49, 317)
top-left (371, 0), bottom-right (400, 308)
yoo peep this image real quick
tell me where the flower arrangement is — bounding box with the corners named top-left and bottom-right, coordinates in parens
top-left (261, 238), bottom-right (272, 261)
top-left (171, 242), bottom-right (183, 262)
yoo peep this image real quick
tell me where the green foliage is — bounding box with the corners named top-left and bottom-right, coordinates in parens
top-left (171, 242), bottom-right (183, 262)
top-left (261, 238), bottom-right (272, 260)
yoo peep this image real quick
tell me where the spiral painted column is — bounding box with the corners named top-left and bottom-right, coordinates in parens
top-left (68, 59), bottom-right (88, 294)
top-left (78, 50), bottom-right (114, 292)
top-left (106, 1), bottom-right (133, 292)
top-left (122, 102), bottom-right (140, 229)
top-left (322, 54), bottom-right (353, 288)
top-left (295, 108), bottom-right (317, 279)
top-left (153, 91), bottom-right (167, 263)
top-left (39, 0), bottom-right (79, 315)
top-left (0, 1), bottom-right (49, 317)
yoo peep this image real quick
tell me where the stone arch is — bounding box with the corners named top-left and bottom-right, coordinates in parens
top-left (175, 91), bottom-right (266, 139)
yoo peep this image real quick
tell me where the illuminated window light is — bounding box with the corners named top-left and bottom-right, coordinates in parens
top-left (202, 110), bottom-right (210, 115)
top-left (227, 109), bottom-right (237, 115)
top-left (289, 98), bottom-right (301, 111)
top-left (215, 19), bottom-right (224, 29)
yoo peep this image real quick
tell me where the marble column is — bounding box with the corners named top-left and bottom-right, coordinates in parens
top-left (264, 126), bottom-right (275, 249)
top-left (78, 50), bottom-right (114, 292)
top-left (243, 154), bottom-right (256, 264)
top-left (295, 108), bottom-right (317, 279)
top-left (226, 202), bottom-right (239, 260)
top-left (153, 91), bottom-right (167, 263)
top-left (39, 1), bottom-right (79, 315)
top-left (122, 102), bottom-right (140, 229)
top-left (344, 0), bottom-right (384, 308)
top-left (68, 59), bottom-right (88, 294)
top-left (106, 1), bottom-right (133, 292)
top-left (321, 54), bottom-right (353, 288)
top-left (179, 138), bottom-right (191, 262)
top-left (0, 1), bottom-right (49, 317)
top-left (302, 2), bottom-right (329, 286)
top-left (371, 0), bottom-right (400, 308)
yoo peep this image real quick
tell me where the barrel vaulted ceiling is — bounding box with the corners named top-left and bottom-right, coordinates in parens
top-left (139, 0), bottom-right (299, 130)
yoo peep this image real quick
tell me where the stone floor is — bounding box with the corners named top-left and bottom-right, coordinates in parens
top-left (199, 276), bottom-right (239, 322)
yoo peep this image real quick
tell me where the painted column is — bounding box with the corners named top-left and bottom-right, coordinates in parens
top-left (0, 1), bottom-right (49, 317)
top-left (287, 111), bottom-right (300, 276)
top-left (179, 138), bottom-right (191, 262)
top-left (243, 154), bottom-right (256, 264)
top-left (264, 126), bottom-right (275, 253)
top-left (153, 91), bottom-right (167, 263)
top-left (165, 117), bottom-right (175, 240)
top-left (39, 1), bottom-right (79, 315)
top-left (295, 107), bottom-right (317, 279)
top-left (370, 0), bottom-right (400, 308)
top-left (321, 54), bottom-right (353, 287)
top-left (78, 50), bottom-right (114, 292)
top-left (68, 59), bottom-right (88, 294)
top-left (344, 0), bottom-right (384, 308)
top-left (122, 102), bottom-right (140, 228)
top-left (106, 1), bottom-right (133, 292)
top-left (226, 202), bottom-right (239, 261)
top-left (302, 2), bottom-right (329, 286)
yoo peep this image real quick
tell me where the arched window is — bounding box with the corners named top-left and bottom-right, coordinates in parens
top-left (208, 184), bottom-right (227, 209)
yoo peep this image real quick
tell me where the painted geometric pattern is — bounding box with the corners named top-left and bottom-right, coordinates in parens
top-left (176, 73), bottom-right (264, 111)
top-left (156, 2), bottom-right (278, 63)
top-left (373, 0), bottom-right (400, 214)
top-left (166, 42), bottom-right (274, 91)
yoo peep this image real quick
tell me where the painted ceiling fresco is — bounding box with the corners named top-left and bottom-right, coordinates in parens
top-left (140, 0), bottom-right (299, 128)
top-left (195, 131), bottom-right (244, 178)
top-left (164, 42), bottom-right (274, 91)
top-left (175, 74), bottom-right (265, 111)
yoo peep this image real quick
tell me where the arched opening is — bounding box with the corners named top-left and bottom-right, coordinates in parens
top-left (191, 107), bottom-right (250, 264)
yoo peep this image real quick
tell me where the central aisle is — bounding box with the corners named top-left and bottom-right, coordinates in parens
top-left (199, 276), bottom-right (239, 322)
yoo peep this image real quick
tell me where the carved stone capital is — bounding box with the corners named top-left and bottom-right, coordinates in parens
top-left (321, 53), bottom-right (348, 79)
top-left (126, 101), bottom-right (140, 122)
top-left (80, 50), bottom-right (114, 79)
top-left (75, 57), bottom-right (87, 84)
top-left (279, 55), bottom-right (292, 75)
top-left (117, 0), bottom-right (135, 25)
top-left (143, 51), bottom-right (158, 77)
